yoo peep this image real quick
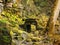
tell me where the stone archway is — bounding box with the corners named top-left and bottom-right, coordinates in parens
top-left (24, 19), bottom-right (37, 33)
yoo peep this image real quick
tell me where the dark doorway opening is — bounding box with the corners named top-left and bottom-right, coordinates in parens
top-left (26, 24), bottom-right (31, 33)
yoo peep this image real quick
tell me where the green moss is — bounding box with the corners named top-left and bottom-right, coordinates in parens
top-left (2, 36), bottom-right (11, 43)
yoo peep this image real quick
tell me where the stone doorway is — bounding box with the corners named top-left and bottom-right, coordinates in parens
top-left (24, 19), bottom-right (37, 33)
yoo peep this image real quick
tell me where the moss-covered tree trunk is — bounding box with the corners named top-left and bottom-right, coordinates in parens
top-left (47, 0), bottom-right (60, 37)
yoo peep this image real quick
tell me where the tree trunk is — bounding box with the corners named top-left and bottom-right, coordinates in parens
top-left (47, 0), bottom-right (60, 36)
